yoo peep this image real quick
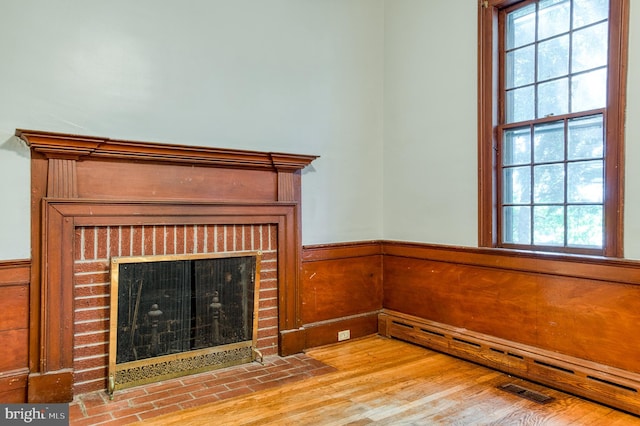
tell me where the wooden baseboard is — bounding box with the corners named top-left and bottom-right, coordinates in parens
top-left (304, 312), bottom-right (379, 349)
top-left (379, 309), bottom-right (640, 416)
top-left (0, 369), bottom-right (28, 403)
top-left (27, 370), bottom-right (74, 403)
top-left (281, 313), bottom-right (380, 356)
top-left (279, 328), bottom-right (306, 356)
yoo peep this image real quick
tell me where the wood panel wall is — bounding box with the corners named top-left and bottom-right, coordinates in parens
top-left (381, 241), bottom-right (640, 415)
top-left (6, 232), bottom-right (640, 413)
top-left (300, 242), bottom-right (383, 348)
top-left (0, 260), bottom-right (30, 402)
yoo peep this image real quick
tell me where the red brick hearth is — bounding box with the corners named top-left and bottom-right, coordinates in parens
top-left (70, 352), bottom-right (335, 425)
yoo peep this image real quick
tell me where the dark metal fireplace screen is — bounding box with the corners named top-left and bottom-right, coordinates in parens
top-left (108, 251), bottom-right (261, 394)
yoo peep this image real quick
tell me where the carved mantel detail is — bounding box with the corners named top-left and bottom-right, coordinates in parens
top-left (47, 158), bottom-right (78, 198)
top-left (18, 129), bottom-right (317, 402)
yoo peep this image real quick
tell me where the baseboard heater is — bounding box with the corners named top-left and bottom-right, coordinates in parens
top-left (378, 309), bottom-right (640, 416)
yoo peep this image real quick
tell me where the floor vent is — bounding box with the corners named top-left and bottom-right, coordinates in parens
top-left (498, 383), bottom-right (555, 404)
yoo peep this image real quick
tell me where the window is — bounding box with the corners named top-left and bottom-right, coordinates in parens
top-left (478, 0), bottom-right (628, 256)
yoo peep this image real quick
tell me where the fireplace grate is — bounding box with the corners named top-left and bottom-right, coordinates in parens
top-left (498, 383), bottom-right (555, 404)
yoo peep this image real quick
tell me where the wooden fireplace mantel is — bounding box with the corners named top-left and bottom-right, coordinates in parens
top-left (19, 129), bottom-right (318, 402)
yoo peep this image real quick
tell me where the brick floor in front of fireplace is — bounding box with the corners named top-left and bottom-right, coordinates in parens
top-left (69, 353), bottom-right (337, 425)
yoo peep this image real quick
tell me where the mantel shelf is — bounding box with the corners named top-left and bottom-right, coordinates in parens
top-left (16, 129), bottom-right (318, 172)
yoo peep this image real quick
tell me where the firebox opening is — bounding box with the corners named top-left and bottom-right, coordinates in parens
top-left (108, 251), bottom-right (261, 395)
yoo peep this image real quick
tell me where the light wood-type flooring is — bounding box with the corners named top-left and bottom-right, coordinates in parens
top-left (137, 335), bottom-right (640, 425)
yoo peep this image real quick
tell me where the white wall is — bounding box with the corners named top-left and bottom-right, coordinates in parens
top-left (1, 0), bottom-right (638, 261)
top-left (0, 0), bottom-right (384, 260)
top-left (383, 0), bottom-right (478, 247)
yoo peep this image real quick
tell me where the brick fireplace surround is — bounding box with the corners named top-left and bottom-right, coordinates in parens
top-left (73, 223), bottom-right (278, 396)
top-left (19, 129), bottom-right (317, 403)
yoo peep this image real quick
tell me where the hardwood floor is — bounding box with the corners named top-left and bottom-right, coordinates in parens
top-left (136, 336), bottom-right (640, 425)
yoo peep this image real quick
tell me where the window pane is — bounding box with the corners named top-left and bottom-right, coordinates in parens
top-left (572, 23), bottom-right (608, 73)
top-left (503, 206), bottom-right (531, 244)
top-left (568, 115), bottom-right (603, 160)
top-left (538, 35), bottom-right (569, 81)
top-left (492, 0), bottom-right (618, 254)
top-left (539, 0), bottom-right (570, 40)
top-left (534, 121), bottom-right (564, 163)
top-left (504, 128), bottom-right (531, 165)
top-left (503, 167), bottom-right (531, 204)
top-left (572, 68), bottom-right (607, 112)
top-left (567, 205), bottom-right (603, 247)
top-left (507, 4), bottom-right (536, 49)
top-left (534, 205), bottom-right (565, 245)
top-left (574, 0), bottom-right (608, 28)
top-left (538, 78), bottom-right (568, 117)
top-left (534, 164), bottom-right (565, 203)
top-left (567, 160), bottom-right (603, 202)
top-left (506, 45), bottom-right (535, 89)
top-left (507, 86), bottom-right (535, 123)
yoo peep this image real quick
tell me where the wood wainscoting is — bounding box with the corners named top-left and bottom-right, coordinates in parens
top-left (6, 230), bottom-right (640, 413)
top-left (300, 241), bottom-right (383, 348)
top-left (0, 260), bottom-right (30, 402)
top-left (381, 241), bottom-right (640, 416)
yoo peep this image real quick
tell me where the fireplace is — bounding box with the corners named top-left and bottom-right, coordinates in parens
top-left (20, 129), bottom-right (317, 402)
top-left (108, 251), bottom-right (261, 394)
